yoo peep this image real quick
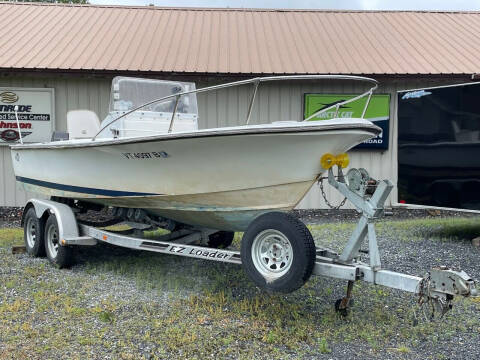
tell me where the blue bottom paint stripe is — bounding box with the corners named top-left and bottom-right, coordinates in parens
top-left (16, 176), bottom-right (159, 197)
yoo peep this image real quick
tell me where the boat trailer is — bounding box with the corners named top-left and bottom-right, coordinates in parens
top-left (21, 165), bottom-right (477, 316)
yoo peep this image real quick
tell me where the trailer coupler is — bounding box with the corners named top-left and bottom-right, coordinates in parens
top-left (417, 267), bottom-right (478, 318)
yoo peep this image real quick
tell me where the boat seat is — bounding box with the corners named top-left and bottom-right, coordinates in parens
top-left (67, 110), bottom-right (101, 139)
top-left (51, 131), bottom-right (69, 142)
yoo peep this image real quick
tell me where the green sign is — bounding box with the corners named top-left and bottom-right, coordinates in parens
top-left (304, 94), bottom-right (390, 149)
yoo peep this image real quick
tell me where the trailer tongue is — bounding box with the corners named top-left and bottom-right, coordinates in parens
top-left (21, 163), bottom-right (477, 317)
top-left (314, 165), bottom-right (477, 316)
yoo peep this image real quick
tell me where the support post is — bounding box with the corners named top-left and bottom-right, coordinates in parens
top-left (334, 103), bottom-right (340, 118)
top-left (338, 216), bottom-right (368, 262)
top-left (168, 95), bottom-right (181, 133)
top-left (367, 222), bottom-right (381, 269)
top-left (14, 106), bottom-right (23, 144)
top-left (245, 80), bottom-right (260, 125)
top-left (361, 90), bottom-right (373, 118)
top-left (336, 280), bottom-right (355, 314)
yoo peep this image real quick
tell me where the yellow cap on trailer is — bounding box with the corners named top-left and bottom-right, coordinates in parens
top-left (336, 153), bottom-right (350, 168)
top-left (320, 153), bottom-right (336, 169)
top-left (321, 153), bottom-right (350, 169)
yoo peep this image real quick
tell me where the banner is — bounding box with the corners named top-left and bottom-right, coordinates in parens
top-left (304, 93), bottom-right (390, 149)
top-left (0, 88), bottom-right (55, 145)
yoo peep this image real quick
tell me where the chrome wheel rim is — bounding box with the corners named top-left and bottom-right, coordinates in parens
top-left (26, 217), bottom-right (36, 249)
top-left (251, 229), bottom-right (293, 279)
top-left (46, 223), bottom-right (59, 258)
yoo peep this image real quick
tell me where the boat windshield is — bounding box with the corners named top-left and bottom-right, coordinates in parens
top-left (109, 77), bottom-right (198, 115)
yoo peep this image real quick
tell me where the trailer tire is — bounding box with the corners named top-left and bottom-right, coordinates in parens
top-left (44, 214), bottom-right (74, 269)
top-left (208, 231), bottom-right (234, 249)
top-left (241, 212), bottom-right (316, 293)
top-left (23, 207), bottom-right (46, 257)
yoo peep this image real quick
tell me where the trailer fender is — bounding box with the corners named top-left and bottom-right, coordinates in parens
top-left (24, 199), bottom-right (79, 244)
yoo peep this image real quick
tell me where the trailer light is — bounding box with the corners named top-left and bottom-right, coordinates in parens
top-left (61, 239), bottom-right (66, 245)
top-left (336, 153), bottom-right (349, 168)
top-left (103, 235), bottom-right (108, 240)
top-left (320, 153), bottom-right (335, 169)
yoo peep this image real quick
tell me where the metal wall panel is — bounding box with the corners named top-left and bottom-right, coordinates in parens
top-left (0, 75), bottom-right (455, 208)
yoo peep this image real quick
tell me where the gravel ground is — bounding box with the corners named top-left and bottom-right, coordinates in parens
top-left (294, 208), bottom-right (480, 224)
top-left (0, 209), bottom-right (479, 359)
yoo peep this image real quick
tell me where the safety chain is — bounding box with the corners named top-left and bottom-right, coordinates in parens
top-left (318, 177), bottom-right (347, 209)
top-left (414, 272), bottom-right (452, 323)
top-left (417, 273), bottom-right (431, 306)
top-left (414, 273), bottom-right (433, 323)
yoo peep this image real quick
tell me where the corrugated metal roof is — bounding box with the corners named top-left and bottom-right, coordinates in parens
top-left (1, 2), bottom-right (480, 75)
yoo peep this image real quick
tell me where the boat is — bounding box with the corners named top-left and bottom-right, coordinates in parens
top-left (10, 75), bottom-right (381, 231)
top-left (12, 75), bottom-right (478, 304)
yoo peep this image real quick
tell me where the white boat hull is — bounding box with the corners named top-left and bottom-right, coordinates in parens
top-left (11, 120), bottom-right (379, 230)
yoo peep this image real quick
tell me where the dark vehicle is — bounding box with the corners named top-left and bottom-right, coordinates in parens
top-left (398, 83), bottom-right (480, 210)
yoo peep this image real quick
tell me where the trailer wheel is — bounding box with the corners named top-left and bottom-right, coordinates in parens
top-left (208, 231), bottom-right (234, 249)
top-left (241, 212), bottom-right (316, 293)
top-left (23, 207), bottom-right (46, 257)
top-left (44, 214), bottom-right (74, 269)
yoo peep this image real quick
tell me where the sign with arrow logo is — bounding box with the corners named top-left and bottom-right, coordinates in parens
top-left (304, 93), bottom-right (390, 150)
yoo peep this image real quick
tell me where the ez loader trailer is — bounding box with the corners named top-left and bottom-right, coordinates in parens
top-left (21, 163), bottom-right (478, 316)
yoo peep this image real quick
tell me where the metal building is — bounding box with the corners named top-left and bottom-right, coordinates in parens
top-left (0, 3), bottom-right (478, 208)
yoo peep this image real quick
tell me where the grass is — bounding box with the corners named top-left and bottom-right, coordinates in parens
top-left (0, 216), bottom-right (479, 359)
top-left (0, 227), bottom-right (22, 248)
top-left (309, 216), bottom-right (480, 250)
top-left (318, 337), bottom-right (332, 354)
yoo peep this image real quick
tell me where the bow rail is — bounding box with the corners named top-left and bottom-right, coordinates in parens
top-left (92, 75), bottom-right (378, 141)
